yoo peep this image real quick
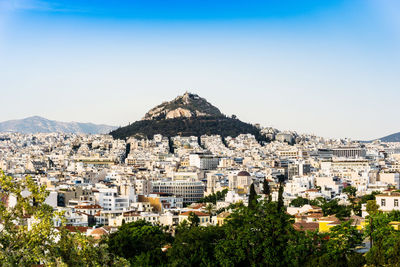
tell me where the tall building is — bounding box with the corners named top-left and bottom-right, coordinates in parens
top-left (152, 180), bottom-right (205, 204)
top-left (318, 147), bottom-right (366, 159)
top-left (189, 153), bottom-right (220, 170)
top-left (332, 147), bottom-right (366, 158)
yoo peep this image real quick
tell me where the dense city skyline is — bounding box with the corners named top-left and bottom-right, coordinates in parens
top-left (1, 0), bottom-right (399, 140)
top-left (2, 1), bottom-right (400, 265)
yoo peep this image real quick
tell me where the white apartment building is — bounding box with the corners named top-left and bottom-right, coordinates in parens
top-left (189, 153), bottom-right (220, 170)
top-left (94, 188), bottom-right (130, 211)
top-left (315, 176), bottom-right (343, 199)
top-left (284, 176), bottom-right (314, 197)
top-left (152, 179), bottom-right (205, 204)
top-left (376, 192), bottom-right (400, 212)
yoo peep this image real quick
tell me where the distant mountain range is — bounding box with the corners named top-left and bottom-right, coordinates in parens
top-left (110, 92), bottom-right (267, 142)
top-left (0, 116), bottom-right (117, 134)
top-left (375, 132), bottom-right (400, 143)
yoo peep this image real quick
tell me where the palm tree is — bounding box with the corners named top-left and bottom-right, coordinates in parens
top-left (205, 203), bottom-right (214, 216)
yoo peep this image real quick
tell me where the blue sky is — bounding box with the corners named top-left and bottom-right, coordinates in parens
top-left (0, 0), bottom-right (399, 140)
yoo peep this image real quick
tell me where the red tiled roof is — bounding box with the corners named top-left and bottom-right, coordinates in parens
top-left (90, 228), bottom-right (108, 235)
top-left (306, 189), bottom-right (319, 192)
top-left (180, 211), bottom-right (209, 217)
top-left (293, 222), bottom-right (319, 231)
top-left (189, 203), bottom-right (205, 209)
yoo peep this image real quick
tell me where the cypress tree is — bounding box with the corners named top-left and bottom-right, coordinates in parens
top-left (248, 183), bottom-right (257, 210)
top-left (277, 175), bottom-right (285, 212)
top-left (168, 137), bottom-right (174, 154)
top-left (263, 178), bottom-right (271, 202)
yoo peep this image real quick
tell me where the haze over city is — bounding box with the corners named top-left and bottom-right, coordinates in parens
top-left (1, 0), bottom-right (399, 140)
top-left (4, 1), bottom-right (400, 266)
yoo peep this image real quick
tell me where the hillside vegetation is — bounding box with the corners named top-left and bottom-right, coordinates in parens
top-left (110, 116), bottom-right (267, 142)
top-left (110, 92), bottom-right (267, 142)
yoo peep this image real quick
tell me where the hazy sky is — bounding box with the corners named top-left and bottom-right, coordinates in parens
top-left (0, 0), bottom-right (399, 140)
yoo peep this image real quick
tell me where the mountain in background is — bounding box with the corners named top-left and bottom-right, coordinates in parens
top-left (110, 92), bottom-right (267, 142)
top-left (376, 132), bottom-right (400, 142)
top-left (142, 92), bottom-right (224, 120)
top-left (0, 116), bottom-right (117, 134)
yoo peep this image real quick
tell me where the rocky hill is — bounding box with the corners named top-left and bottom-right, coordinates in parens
top-left (110, 92), bottom-right (266, 142)
top-left (142, 92), bottom-right (223, 120)
top-left (0, 116), bottom-right (117, 134)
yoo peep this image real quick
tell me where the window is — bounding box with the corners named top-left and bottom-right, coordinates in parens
top-left (381, 199), bottom-right (386, 207)
top-left (395, 199), bottom-right (399, 207)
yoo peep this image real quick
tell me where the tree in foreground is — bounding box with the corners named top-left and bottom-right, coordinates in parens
top-left (290, 197), bottom-right (309, 207)
top-left (310, 220), bottom-right (364, 267)
top-left (248, 183), bottom-right (257, 210)
top-left (215, 180), bottom-right (314, 267)
top-left (263, 178), bottom-right (271, 201)
top-left (0, 171), bottom-right (128, 266)
top-left (107, 220), bottom-right (171, 266)
top-left (363, 211), bottom-right (400, 266)
top-left (343, 186), bottom-right (357, 198)
top-left (168, 223), bottom-right (225, 267)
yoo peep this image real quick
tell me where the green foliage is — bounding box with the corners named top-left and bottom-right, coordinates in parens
top-left (0, 171), bottom-right (127, 266)
top-left (214, 199), bottom-right (316, 267)
top-left (350, 191), bottom-right (380, 217)
top-left (107, 220), bottom-right (171, 266)
top-left (168, 225), bottom-right (225, 267)
top-left (366, 200), bottom-right (379, 216)
top-left (343, 186), bottom-right (357, 198)
top-left (221, 136), bottom-right (228, 148)
top-left (352, 202), bottom-right (362, 217)
top-left (198, 189), bottom-right (228, 204)
top-left (0, 172), bottom-right (56, 265)
top-left (309, 197), bottom-right (326, 206)
top-left (360, 191), bottom-right (380, 204)
top-left (364, 212), bottom-right (400, 266)
top-left (110, 116), bottom-right (267, 143)
top-left (310, 221), bottom-right (364, 267)
top-left (277, 179), bottom-right (284, 212)
top-left (54, 228), bottom-right (129, 266)
top-left (168, 136), bottom-right (175, 154)
top-left (343, 186), bottom-right (362, 216)
top-left (187, 212), bottom-right (200, 227)
top-left (197, 136), bottom-right (204, 149)
top-left (6, 171), bottom-right (400, 266)
top-left (125, 143), bottom-right (131, 160)
top-left (387, 210), bottom-right (400, 221)
top-left (315, 198), bottom-right (351, 220)
top-left (263, 178), bottom-right (271, 200)
top-left (248, 183), bottom-right (257, 210)
top-left (205, 203), bottom-right (215, 216)
top-left (290, 197), bottom-right (310, 207)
